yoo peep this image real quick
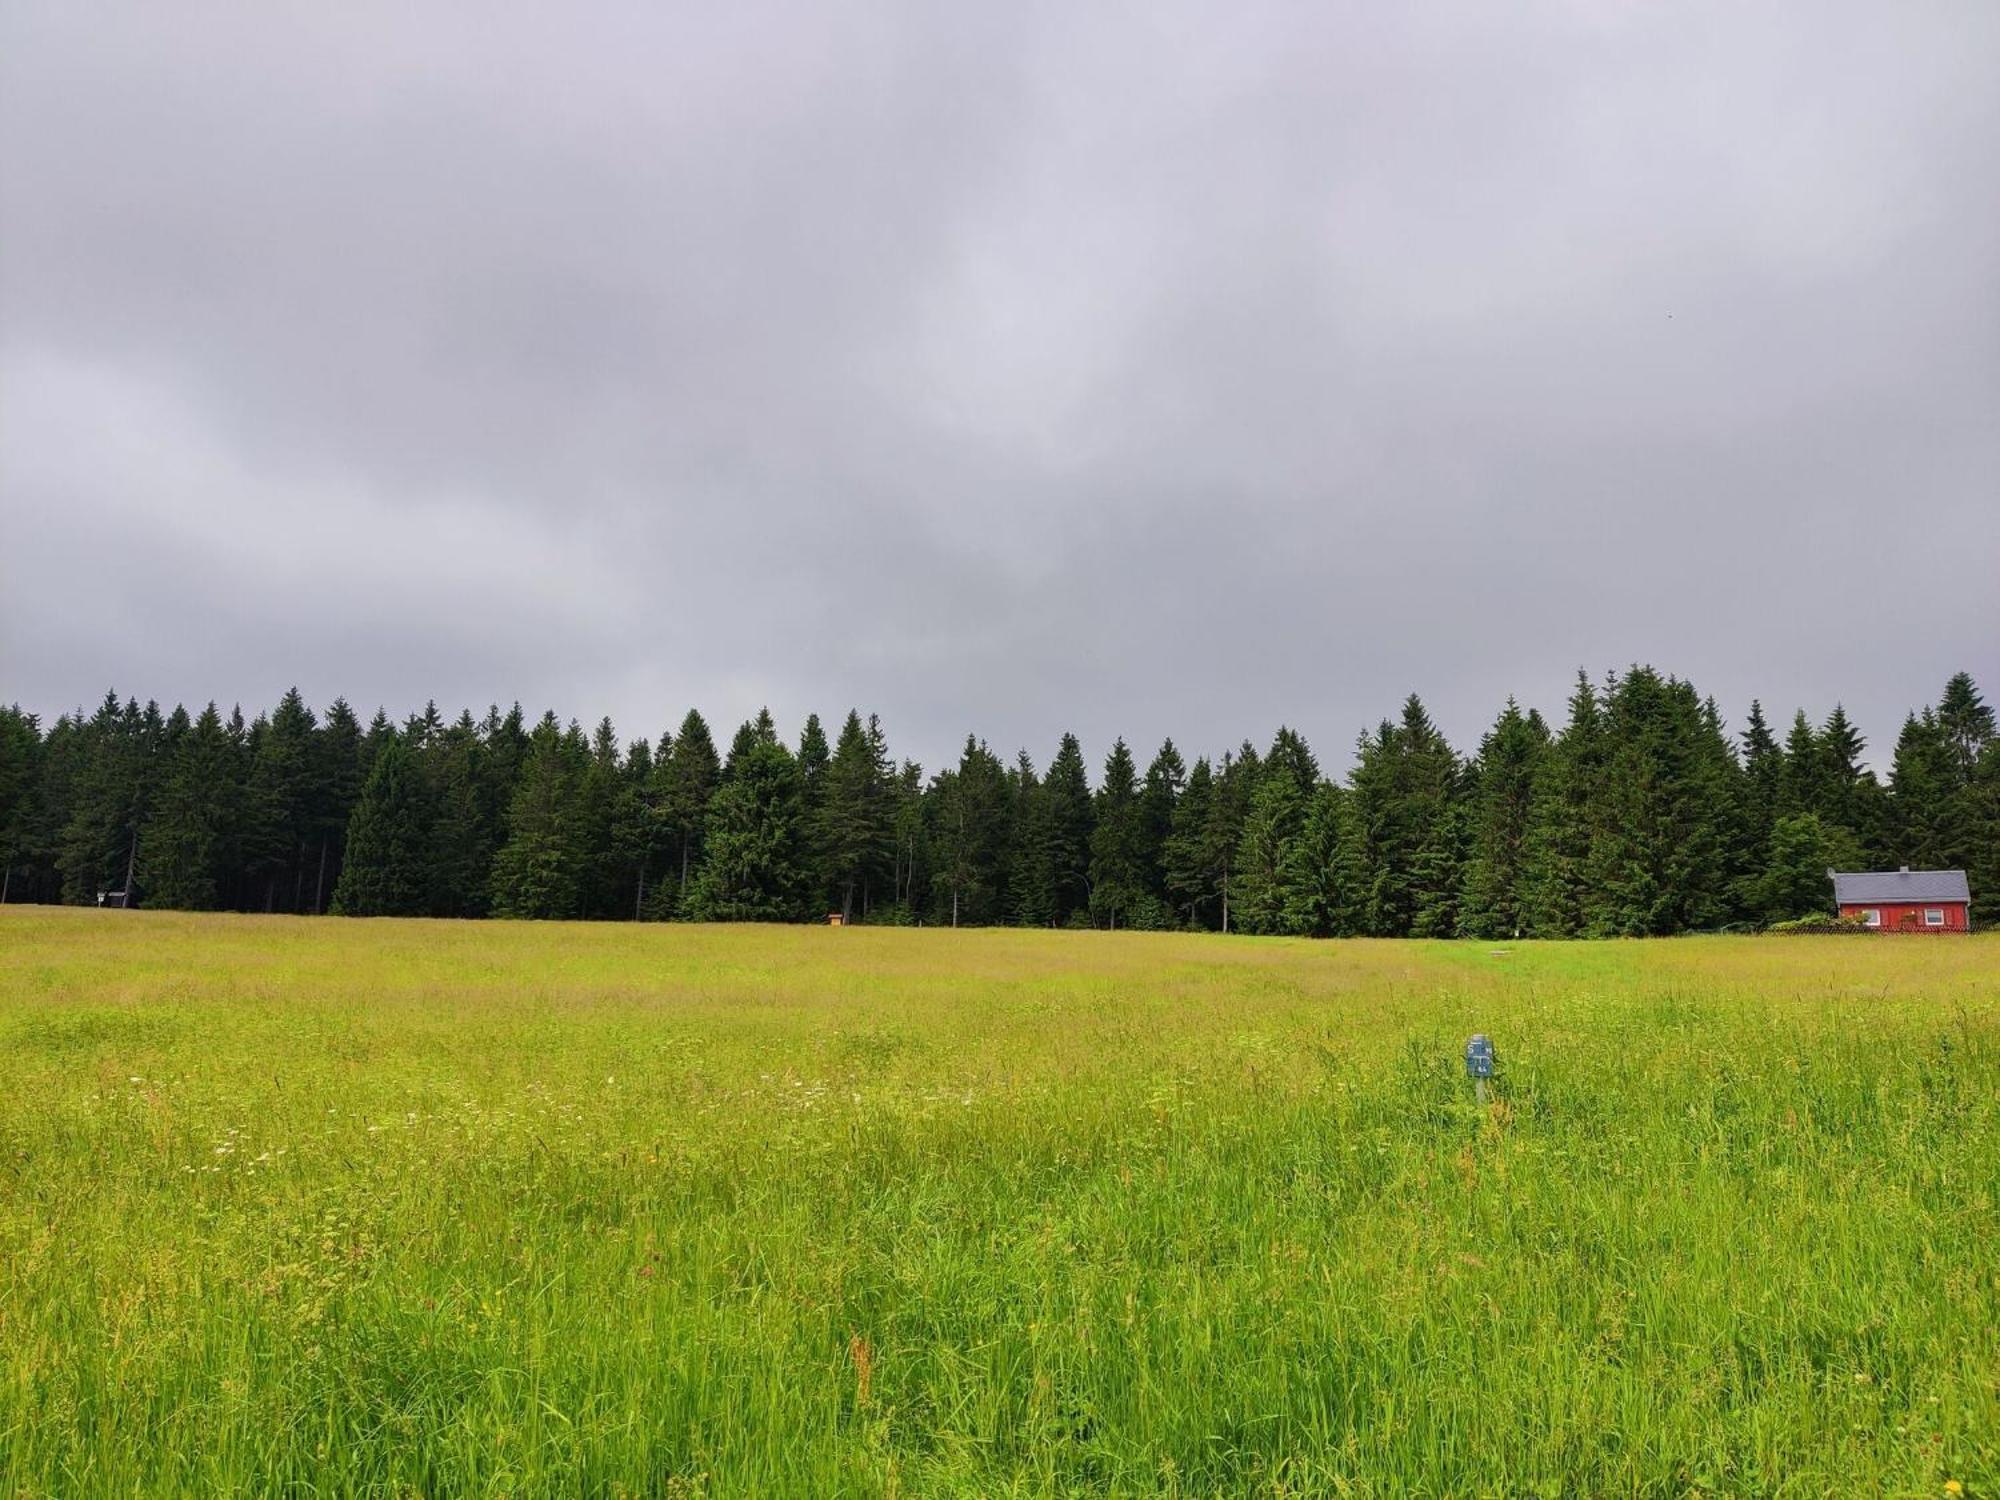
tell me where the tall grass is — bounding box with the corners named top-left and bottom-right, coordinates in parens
top-left (2, 909), bottom-right (1996, 1495)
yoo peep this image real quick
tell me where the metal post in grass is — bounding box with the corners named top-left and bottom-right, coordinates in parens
top-left (1465, 1033), bottom-right (1494, 1104)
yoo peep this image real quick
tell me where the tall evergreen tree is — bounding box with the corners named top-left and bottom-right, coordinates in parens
top-left (1968, 738), bottom-right (2000, 927)
top-left (1348, 697), bottom-right (1458, 937)
top-left (1263, 727), bottom-right (1319, 792)
top-left (1410, 793), bottom-right (1472, 938)
top-left (1887, 710), bottom-right (1955, 870)
top-left (569, 717), bottom-right (636, 919)
top-left (685, 732), bottom-right (809, 922)
top-left (139, 704), bottom-right (239, 910)
top-left (428, 711), bottom-right (497, 917)
top-left (797, 713), bottom-right (830, 796)
top-left (1458, 700), bottom-right (1549, 939)
top-left (1089, 739), bottom-right (1147, 928)
top-left (1815, 703), bottom-right (1885, 858)
top-left (18, 712), bottom-right (86, 905)
top-left (657, 709), bottom-right (720, 906)
top-left (1754, 812), bottom-right (1861, 922)
top-left (1163, 756), bottom-right (1215, 928)
top-left (307, 699), bottom-right (365, 914)
top-left (331, 734), bottom-right (431, 916)
top-left (1202, 744), bottom-right (1259, 932)
top-left (721, 712), bottom-right (772, 779)
top-left (1937, 672), bottom-right (1996, 778)
top-left (1038, 734), bottom-right (1094, 925)
top-left (622, 735), bottom-right (660, 919)
top-left (1583, 669), bottom-right (1734, 936)
top-left (243, 688), bottom-right (320, 912)
top-left (57, 694), bottom-right (164, 906)
top-left (1778, 711), bottom-right (1825, 818)
top-left (888, 759), bottom-right (927, 913)
top-left (816, 710), bottom-right (893, 923)
top-left (1232, 763), bottom-right (1307, 935)
top-left (489, 716), bottom-right (584, 921)
top-left (1007, 751), bottom-right (1053, 926)
top-left (1138, 739), bottom-right (1185, 902)
top-left (1280, 781), bottom-right (1356, 936)
top-left (1520, 673), bottom-right (1605, 937)
top-left (926, 737), bottom-right (1011, 926)
top-left (1735, 700), bottom-right (1784, 906)
top-left (0, 707), bottom-right (42, 904)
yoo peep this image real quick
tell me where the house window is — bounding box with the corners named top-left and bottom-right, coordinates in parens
top-left (1924, 908), bottom-right (1945, 927)
top-left (1862, 908), bottom-right (1881, 927)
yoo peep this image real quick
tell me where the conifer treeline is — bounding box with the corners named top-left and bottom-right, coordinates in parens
top-left (1, 668), bottom-right (1994, 933)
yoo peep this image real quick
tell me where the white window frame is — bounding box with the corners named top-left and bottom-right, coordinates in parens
top-left (1862, 908), bottom-right (1881, 927)
top-left (1924, 908), bottom-right (1945, 927)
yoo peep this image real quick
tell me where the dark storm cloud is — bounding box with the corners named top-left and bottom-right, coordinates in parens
top-left (4, 0), bottom-right (1997, 773)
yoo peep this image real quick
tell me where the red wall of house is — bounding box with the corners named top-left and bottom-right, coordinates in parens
top-left (1837, 901), bottom-right (1970, 932)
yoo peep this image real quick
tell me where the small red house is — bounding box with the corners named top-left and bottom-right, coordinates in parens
top-left (1829, 867), bottom-right (1972, 932)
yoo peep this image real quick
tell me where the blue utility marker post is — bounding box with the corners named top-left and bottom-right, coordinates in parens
top-left (1465, 1034), bottom-right (1495, 1104)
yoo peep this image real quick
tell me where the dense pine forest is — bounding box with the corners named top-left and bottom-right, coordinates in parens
top-left (0, 668), bottom-right (1994, 934)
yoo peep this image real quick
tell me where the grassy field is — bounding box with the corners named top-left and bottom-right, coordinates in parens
top-left (2, 910), bottom-right (1997, 1497)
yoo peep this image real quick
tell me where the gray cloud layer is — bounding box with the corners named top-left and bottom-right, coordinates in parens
top-left (4, 1), bottom-right (1996, 772)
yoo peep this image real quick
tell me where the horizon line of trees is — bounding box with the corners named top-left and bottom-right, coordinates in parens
top-left (1, 668), bottom-right (1994, 935)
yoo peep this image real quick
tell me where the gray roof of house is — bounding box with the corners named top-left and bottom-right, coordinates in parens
top-left (1830, 868), bottom-right (1970, 904)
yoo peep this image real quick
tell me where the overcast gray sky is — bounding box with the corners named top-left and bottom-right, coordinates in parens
top-left (4, 1), bottom-right (1996, 775)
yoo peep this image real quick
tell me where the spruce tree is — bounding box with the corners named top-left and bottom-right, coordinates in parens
top-left (1583, 669), bottom-right (1732, 935)
top-left (428, 712), bottom-right (497, 917)
top-left (1734, 700), bottom-right (1783, 908)
top-left (1699, 694), bottom-right (1756, 925)
top-left (888, 759), bottom-right (927, 913)
top-left (623, 736), bottom-right (660, 919)
top-left (1138, 740), bottom-right (1185, 902)
top-left (925, 737), bottom-right (1010, 926)
top-left (569, 717), bottom-right (632, 919)
top-left (816, 710), bottom-right (893, 923)
top-left (1816, 704), bottom-right (1886, 859)
top-left (1937, 672), bottom-right (1996, 777)
top-left (139, 703), bottom-right (238, 910)
top-left (1202, 745), bottom-right (1258, 932)
top-left (685, 734), bottom-right (809, 922)
top-left (721, 716), bottom-right (764, 779)
top-left (19, 712), bottom-right (85, 906)
top-left (1163, 756), bottom-right (1215, 928)
top-left (1520, 672), bottom-right (1604, 937)
top-left (1410, 792), bottom-right (1472, 937)
top-left (863, 717), bottom-right (894, 913)
top-left (1280, 781), bottom-right (1355, 936)
top-left (489, 715), bottom-right (586, 920)
top-left (1232, 764), bottom-right (1306, 934)
top-left (243, 688), bottom-right (320, 912)
top-left (1007, 751), bottom-right (1053, 926)
top-left (57, 693), bottom-right (157, 904)
top-left (1039, 734), bottom-right (1094, 924)
top-left (1458, 700), bottom-right (1549, 939)
top-left (1778, 711), bottom-right (1825, 818)
top-left (1088, 739), bottom-right (1147, 928)
top-left (1887, 710), bottom-right (1955, 869)
top-left (1347, 697), bottom-right (1458, 937)
top-left (1755, 813), bottom-right (1860, 922)
top-left (311, 699), bottom-right (365, 914)
top-left (1263, 727), bottom-right (1319, 792)
top-left (1968, 739), bottom-right (2000, 926)
top-left (657, 709), bottom-right (720, 906)
top-left (0, 707), bottom-right (42, 904)
top-left (797, 712), bottom-right (830, 794)
top-left (331, 734), bottom-right (432, 916)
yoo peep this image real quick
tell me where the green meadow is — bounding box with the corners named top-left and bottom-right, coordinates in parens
top-left (2, 909), bottom-right (1996, 1497)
